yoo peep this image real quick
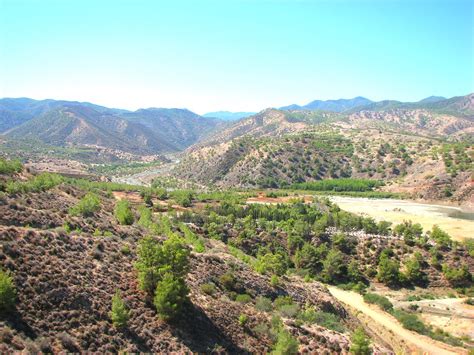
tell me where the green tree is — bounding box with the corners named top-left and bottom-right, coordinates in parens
top-left (110, 290), bottom-right (129, 328)
top-left (135, 235), bottom-right (190, 297)
top-left (115, 199), bottom-right (134, 225)
top-left (377, 254), bottom-right (400, 286)
top-left (69, 192), bottom-right (101, 217)
top-left (323, 249), bottom-right (346, 283)
top-left (430, 225), bottom-right (452, 250)
top-left (272, 328), bottom-right (299, 355)
top-left (154, 273), bottom-right (189, 320)
top-left (350, 327), bottom-right (372, 355)
top-left (404, 254), bottom-right (425, 284)
top-left (0, 269), bottom-right (16, 313)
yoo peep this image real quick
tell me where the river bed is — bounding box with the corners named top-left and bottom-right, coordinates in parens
top-left (329, 196), bottom-right (474, 241)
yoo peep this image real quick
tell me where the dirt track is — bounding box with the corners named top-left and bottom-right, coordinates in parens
top-left (327, 286), bottom-right (467, 355)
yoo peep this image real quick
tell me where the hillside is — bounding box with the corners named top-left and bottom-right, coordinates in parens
top-left (1, 99), bottom-right (225, 158)
top-left (118, 108), bottom-right (225, 150)
top-left (0, 164), bottom-right (472, 353)
top-left (7, 105), bottom-right (177, 154)
top-left (173, 96), bottom-right (474, 202)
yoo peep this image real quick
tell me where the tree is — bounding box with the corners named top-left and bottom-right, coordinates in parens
top-left (348, 259), bottom-right (363, 283)
top-left (135, 235), bottom-right (190, 297)
top-left (154, 273), bottom-right (189, 320)
top-left (430, 225), bottom-right (452, 250)
top-left (322, 249), bottom-right (346, 283)
top-left (272, 328), bottom-right (299, 355)
top-left (377, 254), bottom-right (400, 286)
top-left (0, 269), bottom-right (16, 313)
top-left (350, 327), bottom-right (372, 355)
top-left (404, 255), bottom-right (425, 284)
top-left (110, 290), bottom-right (129, 328)
top-left (115, 200), bottom-right (134, 225)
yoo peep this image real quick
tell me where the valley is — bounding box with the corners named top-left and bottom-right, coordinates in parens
top-left (0, 94), bottom-right (473, 354)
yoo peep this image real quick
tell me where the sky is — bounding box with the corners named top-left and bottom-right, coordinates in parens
top-left (0, 0), bottom-right (472, 114)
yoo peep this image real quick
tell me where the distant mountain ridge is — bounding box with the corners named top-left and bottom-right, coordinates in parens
top-left (0, 98), bottom-right (226, 154)
top-left (280, 96), bottom-right (373, 112)
top-left (202, 111), bottom-right (256, 121)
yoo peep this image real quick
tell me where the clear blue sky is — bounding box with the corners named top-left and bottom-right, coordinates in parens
top-left (0, 0), bottom-right (472, 113)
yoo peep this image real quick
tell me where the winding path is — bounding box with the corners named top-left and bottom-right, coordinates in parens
top-left (327, 286), bottom-right (467, 355)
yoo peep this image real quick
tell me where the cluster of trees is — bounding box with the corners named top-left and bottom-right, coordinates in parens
top-left (135, 235), bottom-right (190, 320)
top-left (3, 172), bottom-right (63, 194)
top-left (292, 178), bottom-right (383, 192)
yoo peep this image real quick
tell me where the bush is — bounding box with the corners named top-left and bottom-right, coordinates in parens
top-left (238, 313), bottom-right (248, 327)
top-left (0, 159), bottom-right (23, 175)
top-left (69, 192), bottom-right (101, 217)
top-left (219, 271), bottom-right (236, 291)
top-left (236, 294), bottom-right (252, 304)
top-left (272, 328), bottom-right (299, 355)
top-left (430, 225), bottom-right (452, 249)
top-left (0, 269), bottom-right (16, 313)
top-left (255, 296), bottom-right (273, 312)
top-left (110, 290), bottom-right (129, 328)
top-left (114, 200), bottom-right (134, 225)
top-left (350, 327), bottom-right (372, 355)
top-left (392, 309), bottom-right (429, 334)
top-left (298, 307), bottom-right (345, 332)
top-left (154, 273), bottom-right (189, 320)
top-left (200, 283), bottom-right (216, 296)
top-left (363, 293), bottom-right (393, 311)
top-left (278, 304), bottom-right (300, 318)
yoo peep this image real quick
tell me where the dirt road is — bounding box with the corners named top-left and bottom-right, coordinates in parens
top-left (327, 286), bottom-right (467, 355)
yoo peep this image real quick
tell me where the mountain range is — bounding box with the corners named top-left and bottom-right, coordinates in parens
top-left (1, 94), bottom-right (473, 161)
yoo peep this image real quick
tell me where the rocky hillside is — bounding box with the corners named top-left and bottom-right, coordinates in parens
top-left (1, 162), bottom-right (472, 352)
top-left (174, 95), bottom-right (474, 202)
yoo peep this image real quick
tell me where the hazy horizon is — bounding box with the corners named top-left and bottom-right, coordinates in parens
top-left (1, 0), bottom-right (472, 114)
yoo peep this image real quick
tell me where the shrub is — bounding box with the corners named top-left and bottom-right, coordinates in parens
top-left (219, 271), bottom-right (236, 291)
top-left (236, 294), bottom-right (252, 304)
top-left (0, 269), bottom-right (16, 313)
top-left (270, 274), bottom-right (280, 287)
top-left (255, 296), bottom-right (273, 312)
top-left (298, 307), bottom-right (345, 332)
top-left (350, 327), bottom-right (372, 355)
top-left (278, 304), bottom-right (300, 318)
top-left (6, 173), bottom-right (63, 194)
top-left (363, 293), bottom-right (393, 311)
top-left (69, 192), bottom-right (101, 217)
top-left (238, 313), bottom-right (248, 327)
top-left (200, 283), bottom-right (216, 296)
top-left (392, 309), bottom-right (429, 334)
top-left (114, 200), bottom-right (134, 225)
top-left (0, 159), bottom-right (23, 174)
top-left (110, 290), bottom-right (129, 328)
top-left (154, 273), bottom-right (189, 320)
